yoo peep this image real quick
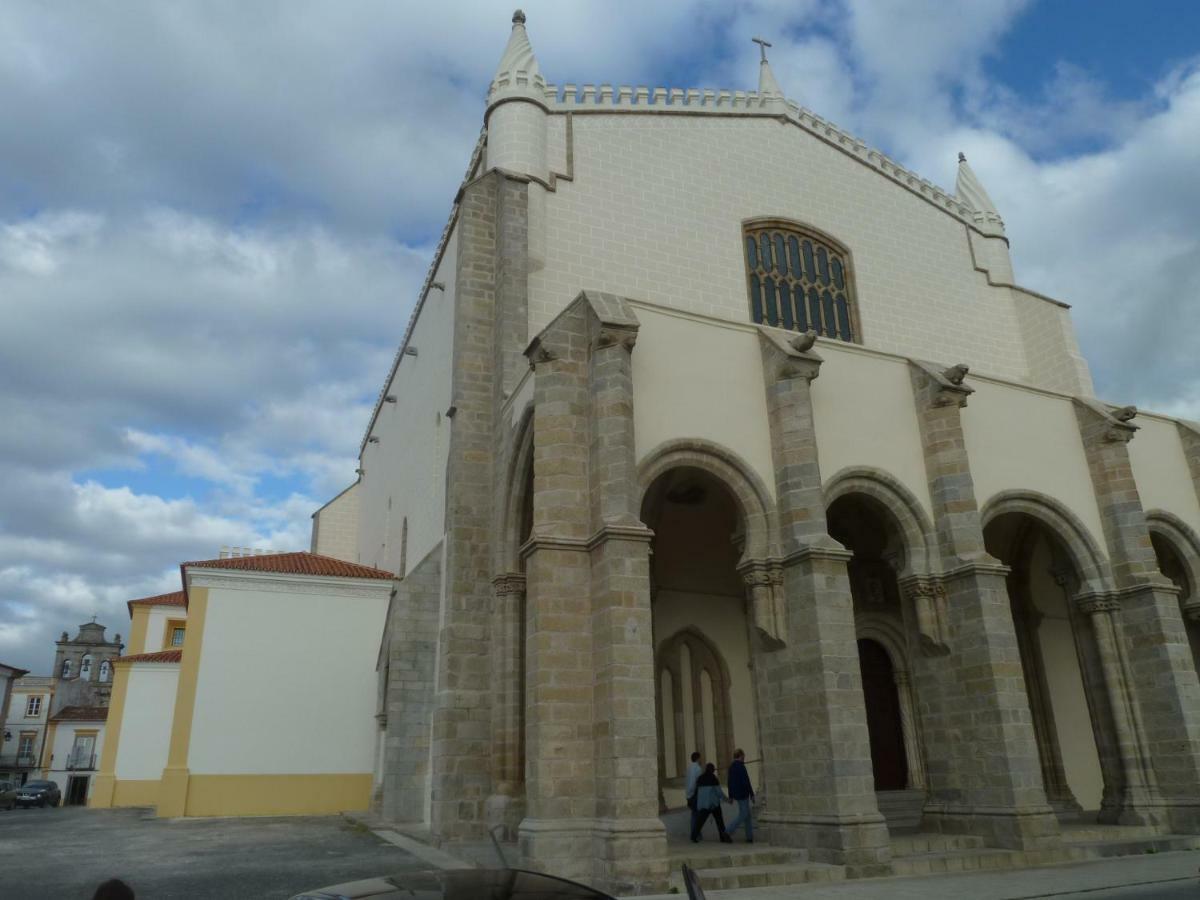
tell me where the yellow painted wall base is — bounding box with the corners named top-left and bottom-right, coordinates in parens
top-left (182, 773), bottom-right (373, 817)
top-left (112, 779), bottom-right (161, 808)
top-left (89, 774), bottom-right (116, 809)
top-left (157, 765), bottom-right (191, 817)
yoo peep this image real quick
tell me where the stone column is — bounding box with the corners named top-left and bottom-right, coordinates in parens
top-left (1075, 399), bottom-right (1200, 831)
top-left (907, 360), bottom-right (1060, 849)
top-left (487, 572), bottom-right (526, 839)
top-left (1075, 593), bottom-right (1162, 824)
top-left (893, 671), bottom-right (927, 791)
top-left (757, 329), bottom-right (890, 875)
top-left (430, 171), bottom-right (500, 841)
top-left (520, 292), bottom-right (667, 896)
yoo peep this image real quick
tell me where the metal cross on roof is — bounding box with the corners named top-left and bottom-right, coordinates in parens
top-left (752, 37), bottom-right (772, 63)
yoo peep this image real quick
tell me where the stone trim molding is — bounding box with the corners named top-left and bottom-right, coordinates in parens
top-left (822, 466), bottom-right (939, 579)
top-left (637, 438), bottom-right (779, 562)
top-left (979, 490), bottom-right (1114, 595)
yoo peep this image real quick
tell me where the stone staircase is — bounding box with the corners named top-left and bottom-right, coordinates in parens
top-left (667, 841), bottom-right (846, 892)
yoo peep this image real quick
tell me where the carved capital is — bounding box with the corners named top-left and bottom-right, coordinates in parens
top-left (900, 574), bottom-right (951, 655)
top-left (492, 572), bottom-right (527, 597)
top-left (738, 559), bottom-right (787, 647)
top-left (1077, 594), bottom-right (1121, 615)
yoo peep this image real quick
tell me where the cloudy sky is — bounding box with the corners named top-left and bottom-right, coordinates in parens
top-left (2, 0), bottom-right (1198, 672)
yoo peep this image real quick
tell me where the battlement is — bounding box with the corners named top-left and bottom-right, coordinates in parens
top-left (488, 72), bottom-right (978, 224)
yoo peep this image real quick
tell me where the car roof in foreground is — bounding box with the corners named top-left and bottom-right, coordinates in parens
top-left (292, 867), bottom-right (617, 900)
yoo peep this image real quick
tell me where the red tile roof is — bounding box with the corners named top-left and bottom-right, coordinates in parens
top-left (182, 551), bottom-right (394, 581)
top-left (51, 705), bottom-right (109, 721)
top-left (126, 590), bottom-right (187, 617)
top-left (116, 649), bottom-right (183, 665)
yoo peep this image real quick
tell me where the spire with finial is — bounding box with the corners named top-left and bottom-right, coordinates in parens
top-left (954, 151), bottom-right (1005, 237)
top-left (489, 9), bottom-right (542, 100)
top-left (752, 36), bottom-right (783, 98)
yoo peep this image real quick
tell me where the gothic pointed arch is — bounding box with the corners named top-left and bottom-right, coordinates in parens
top-left (1146, 510), bottom-right (1200, 602)
top-left (497, 405), bottom-right (536, 573)
top-left (655, 626), bottom-right (735, 779)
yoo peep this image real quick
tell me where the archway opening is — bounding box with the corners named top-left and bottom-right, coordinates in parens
top-left (984, 512), bottom-right (1105, 816)
top-left (827, 493), bottom-right (921, 803)
top-left (642, 466), bottom-right (759, 810)
top-left (1151, 530), bottom-right (1200, 672)
top-left (857, 638), bottom-right (908, 791)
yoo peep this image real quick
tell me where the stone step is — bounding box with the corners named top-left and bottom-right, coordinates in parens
top-left (890, 847), bottom-right (1024, 876)
top-left (1060, 824), bottom-right (1164, 843)
top-left (1066, 834), bottom-right (1200, 859)
top-left (890, 832), bottom-right (987, 856)
top-left (668, 845), bottom-right (808, 870)
top-left (675, 861), bottom-right (847, 891)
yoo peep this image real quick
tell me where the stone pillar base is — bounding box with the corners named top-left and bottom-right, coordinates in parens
top-left (760, 811), bottom-right (891, 876)
top-left (486, 791), bottom-right (526, 842)
top-left (1162, 801), bottom-right (1200, 834)
top-left (519, 816), bottom-right (669, 896)
top-left (89, 773), bottom-right (116, 809)
top-left (157, 766), bottom-right (190, 818)
top-left (922, 804), bottom-right (1061, 850)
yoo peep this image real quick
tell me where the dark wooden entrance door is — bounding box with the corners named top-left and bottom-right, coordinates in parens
top-left (66, 775), bottom-right (88, 806)
top-left (857, 638), bottom-right (908, 791)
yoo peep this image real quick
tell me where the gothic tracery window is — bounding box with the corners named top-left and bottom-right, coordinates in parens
top-left (743, 222), bottom-right (859, 343)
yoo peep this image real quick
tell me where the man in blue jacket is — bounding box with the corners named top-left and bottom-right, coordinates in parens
top-left (726, 748), bottom-right (755, 842)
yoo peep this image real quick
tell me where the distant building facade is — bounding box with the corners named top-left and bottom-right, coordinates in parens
top-left (0, 675), bottom-right (53, 786)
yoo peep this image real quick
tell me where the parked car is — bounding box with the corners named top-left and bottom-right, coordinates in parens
top-left (0, 781), bottom-right (16, 811)
top-left (15, 780), bottom-right (61, 808)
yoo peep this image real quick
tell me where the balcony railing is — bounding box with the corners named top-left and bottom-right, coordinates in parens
top-left (0, 752), bottom-right (39, 768)
top-left (65, 751), bottom-right (97, 771)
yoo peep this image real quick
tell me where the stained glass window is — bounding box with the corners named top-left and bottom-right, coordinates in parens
top-left (743, 223), bottom-right (858, 343)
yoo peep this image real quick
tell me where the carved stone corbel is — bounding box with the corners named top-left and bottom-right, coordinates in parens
top-left (1074, 397), bottom-right (1139, 445)
top-left (757, 326), bottom-right (823, 384)
top-left (593, 324), bottom-right (638, 353)
top-left (909, 359), bottom-right (975, 408)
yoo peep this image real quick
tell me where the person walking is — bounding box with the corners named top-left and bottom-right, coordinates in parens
top-left (725, 748), bottom-right (755, 843)
top-left (690, 763), bottom-right (733, 843)
top-left (684, 751), bottom-right (703, 835)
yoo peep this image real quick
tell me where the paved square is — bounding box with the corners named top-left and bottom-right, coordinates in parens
top-left (0, 806), bottom-right (426, 899)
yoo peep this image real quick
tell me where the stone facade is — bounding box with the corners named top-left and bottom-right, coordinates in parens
top-left (353, 13), bottom-right (1200, 896)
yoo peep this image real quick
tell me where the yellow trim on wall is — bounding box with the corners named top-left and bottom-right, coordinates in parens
top-left (157, 585), bottom-right (208, 817)
top-left (129, 607), bottom-right (150, 655)
top-left (90, 660), bottom-right (132, 809)
top-left (111, 779), bottom-right (161, 808)
top-left (182, 773), bottom-right (373, 817)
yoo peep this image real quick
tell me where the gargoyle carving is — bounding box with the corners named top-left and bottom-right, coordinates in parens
top-left (789, 330), bottom-right (818, 354)
top-left (1112, 405), bottom-right (1138, 422)
top-left (942, 363), bottom-right (969, 385)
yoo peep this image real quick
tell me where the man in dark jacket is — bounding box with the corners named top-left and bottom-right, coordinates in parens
top-left (726, 748), bottom-right (755, 842)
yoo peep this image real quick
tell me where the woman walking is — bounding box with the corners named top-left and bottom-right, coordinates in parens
top-left (690, 763), bottom-right (733, 843)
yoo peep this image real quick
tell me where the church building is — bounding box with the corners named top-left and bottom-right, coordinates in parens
top-left (306, 10), bottom-right (1200, 894)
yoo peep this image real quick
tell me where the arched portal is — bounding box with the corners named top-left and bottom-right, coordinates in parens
top-left (642, 464), bottom-right (760, 808)
top-left (983, 509), bottom-right (1106, 816)
top-left (827, 489), bottom-right (927, 805)
top-left (1148, 512), bottom-right (1200, 673)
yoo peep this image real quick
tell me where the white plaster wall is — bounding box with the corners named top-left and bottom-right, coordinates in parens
top-left (359, 228), bottom-right (457, 574)
top-left (311, 482), bottom-right (361, 564)
top-left (114, 664), bottom-right (179, 781)
top-left (813, 344), bottom-right (934, 520)
top-left (1129, 416), bottom-right (1200, 536)
top-left (963, 380), bottom-right (1107, 552)
top-left (188, 581), bottom-right (390, 776)
top-left (532, 114), bottom-right (1052, 387)
top-left (632, 306), bottom-right (775, 497)
top-left (143, 606), bottom-right (186, 654)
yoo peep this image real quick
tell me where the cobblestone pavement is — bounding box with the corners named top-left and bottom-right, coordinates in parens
top-left (0, 805), bottom-right (426, 899)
